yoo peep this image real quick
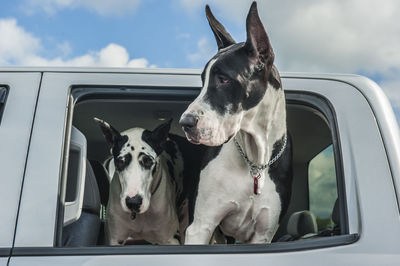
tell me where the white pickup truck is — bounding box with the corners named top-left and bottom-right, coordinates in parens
top-left (0, 67), bottom-right (399, 265)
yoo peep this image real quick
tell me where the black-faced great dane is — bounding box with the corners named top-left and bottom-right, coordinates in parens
top-left (179, 1), bottom-right (293, 244)
top-left (95, 118), bottom-right (188, 245)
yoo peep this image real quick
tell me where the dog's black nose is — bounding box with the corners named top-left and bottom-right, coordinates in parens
top-left (179, 114), bottom-right (198, 130)
top-left (125, 195), bottom-right (143, 212)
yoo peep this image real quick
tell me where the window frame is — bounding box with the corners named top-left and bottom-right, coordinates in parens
top-left (287, 92), bottom-right (348, 236)
top-left (42, 86), bottom-right (353, 255)
top-left (13, 234), bottom-right (358, 256)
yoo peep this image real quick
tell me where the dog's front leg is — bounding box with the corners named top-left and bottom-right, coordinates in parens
top-left (185, 220), bottom-right (217, 244)
top-left (105, 217), bottom-right (130, 246)
top-left (106, 228), bottom-right (129, 246)
top-left (165, 237), bottom-right (180, 245)
top-left (185, 200), bottom-right (236, 244)
top-left (249, 206), bottom-right (280, 244)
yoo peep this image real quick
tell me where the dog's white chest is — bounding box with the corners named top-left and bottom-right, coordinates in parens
top-left (196, 142), bottom-right (282, 242)
top-left (219, 176), bottom-right (281, 242)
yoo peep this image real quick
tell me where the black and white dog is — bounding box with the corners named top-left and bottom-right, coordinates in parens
top-left (179, 2), bottom-right (293, 244)
top-left (95, 118), bottom-right (188, 245)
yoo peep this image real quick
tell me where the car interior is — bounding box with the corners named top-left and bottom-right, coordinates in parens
top-left (60, 88), bottom-right (344, 247)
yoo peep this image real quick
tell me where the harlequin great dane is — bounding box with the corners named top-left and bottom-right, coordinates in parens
top-left (179, 1), bottom-right (293, 244)
top-left (95, 118), bottom-right (188, 245)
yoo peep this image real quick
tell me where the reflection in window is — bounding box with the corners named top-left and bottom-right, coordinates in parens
top-left (308, 145), bottom-right (337, 230)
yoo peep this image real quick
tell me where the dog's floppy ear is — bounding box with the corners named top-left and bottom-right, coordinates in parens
top-left (206, 5), bottom-right (236, 50)
top-left (244, 1), bottom-right (274, 70)
top-left (144, 119), bottom-right (172, 155)
top-left (151, 118), bottom-right (172, 144)
top-left (94, 117), bottom-right (122, 149)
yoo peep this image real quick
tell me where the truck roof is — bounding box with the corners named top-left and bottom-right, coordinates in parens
top-left (0, 66), bottom-right (366, 79)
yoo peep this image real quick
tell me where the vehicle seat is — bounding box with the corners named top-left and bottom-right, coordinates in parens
top-left (331, 198), bottom-right (340, 233)
top-left (318, 198), bottom-right (341, 236)
top-left (278, 210), bottom-right (318, 241)
top-left (88, 160), bottom-right (111, 245)
top-left (89, 160), bottom-right (110, 206)
top-left (62, 159), bottom-right (101, 247)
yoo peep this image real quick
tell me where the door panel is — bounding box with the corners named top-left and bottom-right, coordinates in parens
top-left (13, 71), bottom-right (201, 247)
top-left (0, 258), bottom-right (8, 266)
top-left (10, 73), bottom-right (400, 265)
top-left (0, 73), bottom-right (41, 248)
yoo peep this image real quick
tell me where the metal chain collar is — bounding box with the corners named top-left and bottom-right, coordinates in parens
top-left (233, 133), bottom-right (288, 177)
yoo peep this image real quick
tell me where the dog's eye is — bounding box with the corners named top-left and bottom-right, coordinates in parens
top-left (142, 155), bottom-right (154, 169)
top-left (115, 154), bottom-right (132, 171)
top-left (217, 75), bottom-right (230, 85)
top-left (115, 158), bottom-right (126, 170)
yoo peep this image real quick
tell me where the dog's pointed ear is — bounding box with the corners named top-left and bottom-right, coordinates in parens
top-left (206, 5), bottom-right (236, 50)
top-left (94, 117), bottom-right (121, 149)
top-left (151, 118), bottom-right (172, 144)
top-left (244, 1), bottom-right (274, 69)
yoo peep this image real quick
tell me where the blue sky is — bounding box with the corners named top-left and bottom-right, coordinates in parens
top-left (0, 0), bottom-right (235, 68)
top-left (0, 0), bottom-right (399, 122)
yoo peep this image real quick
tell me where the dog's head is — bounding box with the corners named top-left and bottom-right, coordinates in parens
top-left (180, 1), bottom-right (281, 146)
top-left (95, 118), bottom-right (172, 216)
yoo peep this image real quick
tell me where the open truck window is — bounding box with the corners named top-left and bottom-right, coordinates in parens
top-left (57, 87), bottom-right (352, 252)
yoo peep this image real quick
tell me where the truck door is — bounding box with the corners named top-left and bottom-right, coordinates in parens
top-left (0, 72), bottom-right (41, 266)
top-left (9, 72), bottom-right (400, 265)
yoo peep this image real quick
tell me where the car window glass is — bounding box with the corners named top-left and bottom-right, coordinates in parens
top-left (308, 144), bottom-right (338, 230)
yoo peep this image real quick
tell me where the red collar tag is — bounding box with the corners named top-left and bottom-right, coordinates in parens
top-left (253, 174), bottom-right (261, 195)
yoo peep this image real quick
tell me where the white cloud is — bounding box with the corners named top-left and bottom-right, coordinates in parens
top-left (180, 0), bottom-right (400, 120)
top-left (20, 43), bottom-right (153, 68)
top-left (187, 37), bottom-right (215, 66)
top-left (179, 0), bottom-right (253, 20)
top-left (380, 70), bottom-right (400, 104)
top-left (181, 0), bottom-right (400, 73)
top-left (0, 18), bottom-right (153, 68)
top-left (379, 71), bottom-right (400, 124)
top-left (272, 0), bottom-right (400, 74)
top-left (176, 33), bottom-right (191, 40)
top-left (0, 18), bottom-right (41, 65)
top-left (56, 41), bottom-right (72, 57)
top-left (24, 0), bottom-right (141, 16)
top-left (309, 146), bottom-right (337, 218)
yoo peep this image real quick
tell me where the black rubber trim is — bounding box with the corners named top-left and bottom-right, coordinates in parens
top-left (0, 248), bottom-right (11, 257)
top-left (52, 87), bottom-right (351, 255)
top-left (72, 86), bottom-right (201, 104)
top-left (55, 93), bottom-right (75, 248)
top-left (12, 234), bottom-right (358, 256)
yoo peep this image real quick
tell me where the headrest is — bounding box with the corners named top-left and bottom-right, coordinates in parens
top-left (82, 160), bottom-right (101, 214)
top-left (287, 210), bottom-right (318, 238)
top-left (331, 198), bottom-right (340, 226)
top-left (89, 160), bottom-right (110, 206)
